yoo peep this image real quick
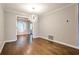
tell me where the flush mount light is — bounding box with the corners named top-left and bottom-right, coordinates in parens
top-left (25, 4), bottom-right (43, 13)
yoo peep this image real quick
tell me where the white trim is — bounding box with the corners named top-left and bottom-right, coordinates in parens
top-left (0, 39), bottom-right (17, 53)
top-left (5, 39), bottom-right (17, 43)
top-left (33, 36), bottom-right (39, 39)
top-left (0, 41), bottom-right (5, 53)
top-left (41, 4), bottom-right (75, 17)
top-left (53, 40), bottom-right (79, 49)
top-left (4, 8), bottom-right (30, 17)
top-left (39, 36), bottom-right (79, 49)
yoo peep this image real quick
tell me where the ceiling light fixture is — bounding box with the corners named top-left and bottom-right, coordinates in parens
top-left (25, 4), bottom-right (43, 13)
top-left (29, 6), bottom-right (38, 22)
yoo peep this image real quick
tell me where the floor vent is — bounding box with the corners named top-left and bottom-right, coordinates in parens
top-left (48, 35), bottom-right (53, 40)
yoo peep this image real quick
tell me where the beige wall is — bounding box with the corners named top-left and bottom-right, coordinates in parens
top-left (77, 4), bottom-right (79, 47)
top-left (4, 10), bottom-right (30, 42)
top-left (4, 11), bottom-right (17, 42)
top-left (0, 4), bottom-right (4, 53)
top-left (39, 4), bottom-right (78, 47)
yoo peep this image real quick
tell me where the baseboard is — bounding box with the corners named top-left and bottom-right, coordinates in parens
top-left (39, 36), bottom-right (79, 49)
top-left (33, 36), bottom-right (39, 39)
top-left (0, 39), bottom-right (17, 54)
top-left (0, 41), bottom-right (5, 54)
top-left (5, 39), bottom-right (17, 43)
top-left (53, 40), bottom-right (79, 49)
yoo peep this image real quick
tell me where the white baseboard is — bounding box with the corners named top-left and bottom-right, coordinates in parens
top-left (0, 39), bottom-right (17, 54)
top-left (53, 40), bottom-right (79, 49)
top-left (39, 36), bottom-right (79, 49)
top-left (0, 36), bottom-right (78, 54)
top-left (5, 39), bottom-right (17, 43)
top-left (33, 36), bottom-right (39, 39)
top-left (0, 41), bottom-right (5, 54)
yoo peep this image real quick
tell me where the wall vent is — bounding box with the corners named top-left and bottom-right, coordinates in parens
top-left (48, 35), bottom-right (53, 40)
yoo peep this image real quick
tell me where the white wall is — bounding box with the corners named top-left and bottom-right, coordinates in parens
top-left (4, 10), bottom-right (30, 42)
top-left (33, 19), bottom-right (39, 38)
top-left (39, 4), bottom-right (78, 47)
top-left (0, 4), bottom-right (4, 53)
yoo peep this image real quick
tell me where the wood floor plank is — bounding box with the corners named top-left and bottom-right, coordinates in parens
top-left (1, 35), bottom-right (79, 55)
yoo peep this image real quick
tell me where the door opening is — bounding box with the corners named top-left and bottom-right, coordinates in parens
top-left (16, 17), bottom-right (33, 44)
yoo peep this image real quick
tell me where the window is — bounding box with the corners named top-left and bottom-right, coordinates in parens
top-left (17, 21), bottom-right (26, 32)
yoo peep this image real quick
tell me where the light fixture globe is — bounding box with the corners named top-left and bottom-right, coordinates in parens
top-left (29, 14), bottom-right (38, 22)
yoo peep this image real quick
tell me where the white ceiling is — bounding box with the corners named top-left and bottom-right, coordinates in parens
top-left (3, 3), bottom-right (72, 15)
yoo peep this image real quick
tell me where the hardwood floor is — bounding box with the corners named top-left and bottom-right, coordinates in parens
top-left (1, 35), bottom-right (79, 55)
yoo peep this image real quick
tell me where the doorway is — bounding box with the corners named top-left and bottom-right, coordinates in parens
top-left (16, 16), bottom-right (32, 44)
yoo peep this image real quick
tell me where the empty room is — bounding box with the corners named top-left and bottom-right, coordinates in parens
top-left (0, 3), bottom-right (79, 55)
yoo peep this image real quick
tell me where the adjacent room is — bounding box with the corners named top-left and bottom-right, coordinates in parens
top-left (0, 3), bottom-right (79, 55)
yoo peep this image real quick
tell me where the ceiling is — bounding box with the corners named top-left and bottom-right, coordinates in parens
top-left (3, 3), bottom-right (72, 15)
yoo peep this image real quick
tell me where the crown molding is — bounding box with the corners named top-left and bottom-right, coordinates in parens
top-left (41, 4), bottom-right (76, 17)
top-left (4, 8), bottom-right (31, 17)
